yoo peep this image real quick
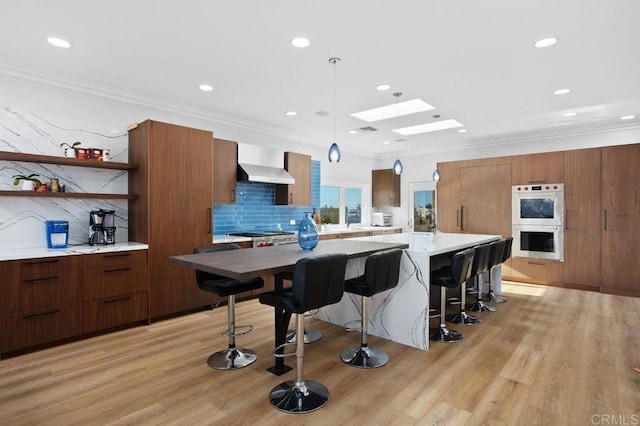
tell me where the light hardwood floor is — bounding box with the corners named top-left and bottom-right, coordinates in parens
top-left (1, 282), bottom-right (639, 425)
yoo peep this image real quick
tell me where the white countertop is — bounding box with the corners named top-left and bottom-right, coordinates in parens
top-left (0, 242), bottom-right (149, 261)
top-left (350, 231), bottom-right (501, 256)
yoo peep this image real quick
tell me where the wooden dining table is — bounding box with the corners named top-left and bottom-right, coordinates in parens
top-left (169, 239), bottom-right (409, 375)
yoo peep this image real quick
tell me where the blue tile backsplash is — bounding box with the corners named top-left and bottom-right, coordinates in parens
top-left (213, 160), bottom-right (320, 235)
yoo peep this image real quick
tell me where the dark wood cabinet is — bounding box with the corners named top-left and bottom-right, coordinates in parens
top-left (511, 151), bottom-right (564, 184)
top-left (275, 152), bottom-right (311, 205)
top-left (129, 120), bottom-right (213, 319)
top-left (213, 138), bottom-right (237, 204)
top-left (563, 149), bottom-right (601, 289)
top-left (601, 144), bottom-right (640, 295)
top-left (372, 169), bottom-right (400, 208)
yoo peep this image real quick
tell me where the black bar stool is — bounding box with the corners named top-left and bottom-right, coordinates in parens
top-left (341, 249), bottom-right (403, 368)
top-left (469, 239), bottom-right (504, 313)
top-left (193, 244), bottom-right (264, 370)
top-left (280, 272), bottom-right (322, 344)
top-left (481, 236), bottom-right (512, 303)
top-left (446, 243), bottom-right (490, 326)
top-left (429, 248), bottom-right (475, 343)
top-left (259, 253), bottom-right (348, 414)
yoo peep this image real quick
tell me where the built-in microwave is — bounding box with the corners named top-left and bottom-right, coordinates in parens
top-left (512, 224), bottom-right (563, 261)
top-left (512, 183), bottom-right (564, 226)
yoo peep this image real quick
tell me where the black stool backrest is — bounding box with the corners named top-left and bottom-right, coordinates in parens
top-left (193, 244), bottom-right (240, 286)
top-left (448, 248), bottom-right (476, 288)
top-left (500, 237), bottom-right (513, 264)
top-left (470, 243), bottom-right (492, 276)
top-left (363, 249), bottom-right (403, 294)
top-left (487, 239), bottom-right (506, 269)
top-left (292, 253), bottom-right (348, 312)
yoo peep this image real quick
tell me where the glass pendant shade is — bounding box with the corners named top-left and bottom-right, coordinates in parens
top-left (433, 168), bottom-right (441, 182)
top-left (328, 142), bottom-right (341, 163)
top-left (393, 158), bottom-right (403, 175)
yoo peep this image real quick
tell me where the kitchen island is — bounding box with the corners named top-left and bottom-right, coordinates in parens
top-left (313, 232), bottom-right (501, 351)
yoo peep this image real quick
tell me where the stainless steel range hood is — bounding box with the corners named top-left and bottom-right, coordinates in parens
top-left (237, 143), bottom-right (295, 185)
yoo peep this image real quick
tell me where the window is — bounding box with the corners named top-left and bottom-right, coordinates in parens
top-left (320, 184), bottom-right (366, 226)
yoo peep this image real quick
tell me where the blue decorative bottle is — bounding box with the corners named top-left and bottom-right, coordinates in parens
top-left (298, 212), bottom-right (319, 250)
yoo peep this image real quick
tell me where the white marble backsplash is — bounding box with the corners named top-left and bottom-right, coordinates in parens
top-left (0, 107), bottom-right (129, 249)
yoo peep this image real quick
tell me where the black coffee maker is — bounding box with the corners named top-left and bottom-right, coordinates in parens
top-left (89, 209), bottom-right (116, 245)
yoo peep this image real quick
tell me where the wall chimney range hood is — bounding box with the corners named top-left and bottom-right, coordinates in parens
top-left (237, 143), bottom-right (295, 185)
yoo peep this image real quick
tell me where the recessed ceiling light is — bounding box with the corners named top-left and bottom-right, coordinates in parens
top-left (554, 88), bottom-right (571, 95)
top-left (47, 37), bottom-right (71, 48)
top-left (199, 84), bottom-right (213, 92)
top-left (382, 141), bottom-right (391, 145)
top-left (564, 112), bottom-right (578, 117)
top-left (394, 119), bottom-right (463, 136)
top-left (458, 129), bottom-right (468, 133)
top-left (285, 111), bottom-right (297, 116)
top-left (315, 111), bottom-right (330, 116)
top-left (348, 130), bottom-right (357, 134)
top-left (376, 84), bottom-right (391, 91)
top-left (620, 115), bottom-right (636, 120)
top-left (291, 37), bottom-right (310, 48)
top-left (351, 98), bottom-right (436, 123)
top-left (534, 37), bottom-right (558, 48)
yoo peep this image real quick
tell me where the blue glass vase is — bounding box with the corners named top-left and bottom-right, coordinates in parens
top-left (298, 212), bottom-right (319, 250)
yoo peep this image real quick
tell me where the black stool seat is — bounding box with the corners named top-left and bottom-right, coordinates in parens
top-left (341, 249), bottom-right (403, 368)
top-left (259, 253), bottom-right (348, 414)
top-left (194, 244), bottom-right (264, 370)
top-left (430, 248), bottom-right (475, 343)
top-left (445, 243), bottom-right (490, 326)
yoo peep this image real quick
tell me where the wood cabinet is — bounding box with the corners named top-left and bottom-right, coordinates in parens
top-left (213, 138), bottom-right (237, 204)
top-left (128, 120), bottom-right (213, 319)
top-left (435, 161), bottom-right (462, 232)
top-left (601, 144), bottom-right (640, 295)
top-left (563, 149), bottom-right (601, 289)
top-left (275, 152), bottom-right (311, 205)
top-left (372, 169), bottom-right (400, 208)
top-left (511, 151), bottom-right (564, 184)
top-left (504, 258), bottom-right (564, 284)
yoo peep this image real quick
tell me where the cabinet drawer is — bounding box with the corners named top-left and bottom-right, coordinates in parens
top-left (1, 275), bottom-right (20, 316)
top-left (504, 258), bottom-right (564, 283)
top-left (0, 303), bottom-right (83, 353)
top-left (20, 256), bottom-right (80, 278)
top-left (83, 291), bottom-right (148, 333)
top-left (82, 262), bottom-right (149, 300)
top-left (82, 250), bottom-right (148, 269)
top-left (20, 270), bottom-right (82, 311)
top-left (0, 259), bottom-right (19, 279)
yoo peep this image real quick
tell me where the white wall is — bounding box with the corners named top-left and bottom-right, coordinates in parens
top-left (377, 126), bottom-right (640, 231)
top-left (0, 74), bottom-right (375, 248)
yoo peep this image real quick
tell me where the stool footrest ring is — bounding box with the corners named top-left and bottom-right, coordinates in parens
top-left (221, 324), bottom-right (253, 338)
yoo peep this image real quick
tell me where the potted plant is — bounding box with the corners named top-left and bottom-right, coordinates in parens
top-left (60, 141), bottom-right (82, 158)
top-left (12, 173), bottom-right (41, 191)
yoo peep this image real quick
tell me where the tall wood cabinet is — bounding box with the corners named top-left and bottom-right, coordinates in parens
top-left (213, 138), bottom-right (237, 204)
top-left (275, 152), bottom-right (311, 205)
top-left (372, 169), bottom-right (400, 208)
top-left (511, 151), bottom-right (564, 184)
top-left (129, 120), bottom-right (213, 319)
top-left (563, 149), bottom-right (601, 289)
top-left (435, 162), bottom-right (462, 232)
top-left (601, 144), bottom-right (640, 295)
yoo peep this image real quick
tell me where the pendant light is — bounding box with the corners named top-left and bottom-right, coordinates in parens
top-left (328, 57), bottom-right (342, 163)
top-left (431, 115), bottom-right (441, 181)
top-left (392, 92), bottom-right (403, 175)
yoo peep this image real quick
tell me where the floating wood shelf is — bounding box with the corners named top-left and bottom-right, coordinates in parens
top-left (0, 151), bottom-right (138, 170)
top-left (0, 191), bottom-right (136, 200)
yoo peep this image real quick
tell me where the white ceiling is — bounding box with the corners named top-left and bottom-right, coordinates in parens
top-left (2, 1), bottom-right (640, 159)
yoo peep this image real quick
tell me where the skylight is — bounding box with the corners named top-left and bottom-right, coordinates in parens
top-left (393, 119), bottom-right (463, 136)
top-left (351, 98), bottom-right (435, 123)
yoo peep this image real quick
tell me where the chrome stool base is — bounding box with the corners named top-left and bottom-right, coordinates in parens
top-left (269, 380), bottom-right (329, 413)
top-left (429, 326), bottom-right (463, 343)
top-left (481, 292), bottom-right (507, 303)
top-left (446, 311), bottom-right (481, 326)
top-left (286, 328), bottom-right (322, 344)
top-left (207, 347), bottom-right (257, 370)
top-left (341, 346), bottom-right (389, 368)
top-left (468, 301), bottom-right (497, 312)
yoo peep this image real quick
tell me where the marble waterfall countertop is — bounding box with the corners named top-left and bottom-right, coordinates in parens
top-left (313, 231), bottom-right (501, 351)
top-left (0, 242), bottom-right (149, 261)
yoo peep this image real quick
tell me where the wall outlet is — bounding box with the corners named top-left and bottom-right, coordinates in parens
top-left (289, 219), bottom-right (296, 225)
